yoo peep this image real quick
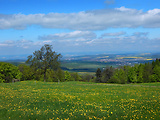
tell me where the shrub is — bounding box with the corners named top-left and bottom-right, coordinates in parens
top-left (0, 62), bottom-right (21, 83)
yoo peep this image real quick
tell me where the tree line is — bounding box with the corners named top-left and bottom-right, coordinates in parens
top-left (95, 59), bottom-right (160, 84)
top-left (0, 44), bottom-right (160, 83)
top-left (0, 61), bottom-right (94, 83)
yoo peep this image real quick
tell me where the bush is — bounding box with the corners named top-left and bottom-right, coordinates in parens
top-left (0, 62), bottom-right (21, 83)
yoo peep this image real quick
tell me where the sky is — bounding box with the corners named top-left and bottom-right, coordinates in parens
top-left (0, 0), bottom-right (160, 59)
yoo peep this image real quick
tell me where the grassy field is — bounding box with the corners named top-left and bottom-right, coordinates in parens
top-left (61, 60), bottom-right (121, 73)
top-left (61, 61), bottom-right (108, 73)
top-left (0, 81), bottom-right (160, 120)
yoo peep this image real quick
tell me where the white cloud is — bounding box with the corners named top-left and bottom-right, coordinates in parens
top-left (39, 31), bottom-right (96, 40)
top-left (0, 40), bottom-right (15, 47)
top-left (43, 40), bottom-right (52, 44)
top-left (101, 31), bottom-right (126, 37)
top-left (133, 32), bottom-right (148, 37)
top-left (0, 30), bottom-right (160, 54)
top-left (148, 9), bottom-right (160, 15)
top-left (1, 7), bottom-right (160, 30)
top-left (0, 43), bottom-right (9, 46)
top-left (115, 6), bottom-right (139, 13)
top-left (85, 32), bottom-right (151, 47)
top-left (0, 39), bottom-right (34, 48)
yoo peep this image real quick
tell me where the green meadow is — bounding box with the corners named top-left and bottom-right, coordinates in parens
top-left (0, 81), bottom-right (160, 120)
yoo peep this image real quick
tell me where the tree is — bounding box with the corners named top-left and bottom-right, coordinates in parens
top-left (137, 64), bottom-right (144, 83)
top-left (109, 69), bottom-right (120, 83)
top-left (26, 44), bottom-right (61, 82)
top-left (143, 62), bottom-right (153, 82)
top-left (150, 65), bottom-right (160, 82)
top-left (152, 58), bottom-right (160, 68)
top-left (128, 66), bottom-right (138, 83)
top-left (56, 68), bottom-right (65, 82)
top-left (95, 68), bottom-right (102, 83)
top-left (45, 68), bottom-right (65, 82)
top-left (46, 69), bottom-right (56, 82)
top-left (71, 72), bottom-right (81, 81)
top-left (102, 66), bottom-right (114, 83)
top-left (64, 71), bottom-right (72, 81)
top-left (109, 69), bottom-right (126, 84)
top-left (81, 74), bottom-right (93, 82)
top-left (18, 64), bottom-right (34, 80)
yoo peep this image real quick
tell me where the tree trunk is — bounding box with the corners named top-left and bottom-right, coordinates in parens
top-left (44, 68), bottom-right (47, 82)
top-left (44, 73), bottom-right (46, 82)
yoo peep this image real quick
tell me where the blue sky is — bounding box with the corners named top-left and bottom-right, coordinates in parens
top-left (0, 0), bottom-right (160, 59)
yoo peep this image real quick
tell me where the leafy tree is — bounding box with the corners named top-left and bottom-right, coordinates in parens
top-left (143, 62), bottom-right (153, 82)
top-left (0, 62), bottom-right (21, 83)
top-left (150, 65), bottom-right (160, 82)
top-left (122, 65), bottom-right (131, 83)
top-left (152, 58), bottom-right (160, 68)
top-left (0, 73), bottom-right (5, 83)
top-left (81, 74), bottom-right (93, 82)
top-left (18, 64), bottom-right (34, 80)
top-left (118, 69), bottom-right (127, 84)
top-left (64, 71), bottom-right (72, 81)
top-left (45, 69), bottom-right (56, 82)
top-left (128, 66), bottom-right (138, 83)
top-left (137, 64), bottom-right (144, 83)
top-left (102, 66), bottom-right (114, 83)
top-left (26, 44), bottom-right (61, 82)
top-left (45, 68), bottom-right (65, 82)
top-left (109, 69), bottom-right (120, 83)
top-left (33, 69), bottom-right (43, 81)
top-left (71, 72), bottom-right (81, 81)
top-left (56, 68), bottom-right (65, 82)
top-left (95, 68), bottom-right (102, 83)
top-left (109, 68), bottom-right (127, 84)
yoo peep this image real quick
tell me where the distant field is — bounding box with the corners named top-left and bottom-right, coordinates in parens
top-left (0, 81), bottom-right (160, 120)
top-left (61, 61), bottom-right (117, 73)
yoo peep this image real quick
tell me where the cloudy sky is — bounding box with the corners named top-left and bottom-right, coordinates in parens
top-left (0, 0), bottom-right (160, 58)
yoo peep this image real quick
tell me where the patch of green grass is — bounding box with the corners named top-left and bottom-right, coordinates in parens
top-left (137, 82), bottom-right (160, 86)
top-left (0, 81), bottom-right (160, 120)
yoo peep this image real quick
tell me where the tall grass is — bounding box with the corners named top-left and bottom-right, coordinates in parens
top-left (0, 81), bottom-right (160, 120)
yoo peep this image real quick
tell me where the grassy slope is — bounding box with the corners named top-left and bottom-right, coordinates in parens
top-left (0, 81), bottom-right (160, 120)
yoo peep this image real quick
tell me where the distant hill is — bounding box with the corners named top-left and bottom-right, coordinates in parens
top-left (1, 53), bottom-right (160, 73)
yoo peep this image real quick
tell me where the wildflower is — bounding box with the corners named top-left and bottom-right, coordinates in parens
top-left (89, 117), bottom-right (92, 119)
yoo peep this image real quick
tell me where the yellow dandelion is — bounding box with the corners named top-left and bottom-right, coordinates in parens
top-left (94, 116), bottom-right (97, 119)
top-left (89, 117), bottom-right (92, 119)
top-left (64, 118), bottom-right (69, 120)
